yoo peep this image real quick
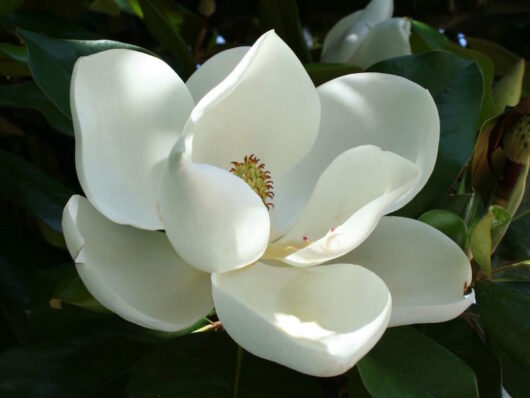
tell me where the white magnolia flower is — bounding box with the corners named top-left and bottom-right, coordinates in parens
top-left (321, 0), bottom-right (412, 68)
top-left (62, 31), bottom-right (473, 377)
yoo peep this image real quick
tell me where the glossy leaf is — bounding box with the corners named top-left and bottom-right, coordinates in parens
top-left (418, 209), bottom-right (468, 249)
top-left (369, 51), bottom-right (483, 218)
top-left (0, 43), bottom-right (28, 64)
top-left (476, 281), bottom-right (530, 370)
top-left (0, 82), bottom-right (73, 135)
top-left (19, 29), bottom-right (148, 117)
top-left (51, 267), bottom-right (108, 313)
top-left (497, 345), bottom-right (530, 398)
top-left (358, 326), bottom-right (479, 397)
top-left (0, 149), bottom-right (74, 232)
top-left (0, 51), bottom-right (29, 77)
top-left (129, 331), bottom-right (326, 397)
top-left (423, 318), bottom-right (502, 398)
top-left (410, 20), bottom-right (496, 124)
top-left (138, 0), bottom-right (196, 80)
top-left (259, 0), bottom-right (311, 63)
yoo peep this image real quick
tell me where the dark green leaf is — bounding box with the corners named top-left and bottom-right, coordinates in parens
top-left (0, 51), bottom-right (29, 77)
top-left (304, 63), bottom-right (361, 87)
top-left (5, 11), bottom-right (100, 39)
top-left (410, 20), bottom-right (496, 124)
top-left (0, 43), bottom-right (28, 64)
top-left (0, 0), bottom-right (22, 18)
top-left (128, 331), bottom-right (326, 397)
top-left (358, 326), bottom-right (479, 397)
top-left (138, 0), bottom-right (197, 80)
top-left (369, 51), bottom-right (483, 218)
top-left (259, 0), bottom-right (311, 63)
top-left (0, 208), bottom-right (67, 307)
top-left (0, 332), bottom-right (145, 397)
top-left (0, 82), bottom-right (73, 134)
top-left (475, 281), bottom-right (530, 369)
top-left (418, 209), bottom-right (468, 249)
top-left (19, 29), bottom-right (149, 117)
top-left (423, 318), bottom-right (502, 398)
top-left (0, 149), bottom-right (74, 232)
top-left (497, 217), bottom-right (530, 260)
top-left (348, 366), bottom-right (371, 397)
top-left (496, 346), bottom-right (530, 398)
top-left (51, 267), bottom-right (109, 313)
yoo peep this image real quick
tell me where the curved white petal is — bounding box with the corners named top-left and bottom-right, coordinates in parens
top-left (268, 145), bottom-right (419, 266)
top-left (188, 31), bottom-right (320, 178)
top-left (321, 0), bottom-right (393, 64)
top-left (71, 49), bottom-right (194, 230)
top-left (351, 18), bottom-right (411, 69)
top-left (336, 216), bottom-right (474, 326)
top-left (314, 73), bottom-right (439, 212)
top-left (186, 47), bottom-right (250, 103)
top-left (212, 261), bottom-right (391, 377)
top-left (62, 195), bottom-right (212, 332)
top-left (322, 10), bottom-right (363, 55)
top-left (158, 149), bottom-right (270, 274)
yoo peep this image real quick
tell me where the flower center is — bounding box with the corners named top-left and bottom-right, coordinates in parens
top-left (230, 154), bottom-right (274, 210)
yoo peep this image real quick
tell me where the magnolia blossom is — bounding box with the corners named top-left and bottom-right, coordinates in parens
top-left (62, 31), bottom-right (473, 377)
top-left (321, 0), bottom-right (411, 68)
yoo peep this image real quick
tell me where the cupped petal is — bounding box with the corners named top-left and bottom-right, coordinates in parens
top-left (62, 195), bottom-right (213, 332)
top-left (71, 49), bottom-right (194, 230)
top-left (212, 261), bottom-right (391, 377)
top-left (268, 145), bottom-right (419, 266)
top-left (336, 216), bottom-right (474, 326)
top-left (321, 0), bottom-right (393, 64)
top-left (351, 18), bottom-right (411, 69)
top-left (314, 73), bottom-right (439, 212)
top-left (188, 31), bottom-right (320, 178)
top-left (186, 47), bottom-right (250, 103)
top-left (158, 148), bottom-right (270, 274)
top-left (321, 10), bottom-right (362, 55)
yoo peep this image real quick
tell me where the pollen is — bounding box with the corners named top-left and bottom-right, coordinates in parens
top-left (230, 154), bottom-right (274, 210)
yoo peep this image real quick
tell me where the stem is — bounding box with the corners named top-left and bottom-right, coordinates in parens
top-left (491, 260), bottom-right (530, 274)
top-left (233, 346), bottom-right (244, 398)
top-left (510, 208), bottom-right (530, 223)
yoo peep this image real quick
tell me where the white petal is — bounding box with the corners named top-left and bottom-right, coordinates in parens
top-left (337, 216), bottom-right (474, 326)
top-left (158, 149), bottom-right (270, 274)
top-left (322, 10), bottom-right (363, 55)
top-left (314, 73), bottom-right (439, 212)
top-left (321, 0), bottom-right (393, 64)
top-left (71, 49), bottom-right (194, 230)
top-left (62, 195), bottom-right (212, 332)
top-left (188, 31), bottom-right (320, 178)
top-left (268, 145), bottom-right (419, 266)
top-left (212, 261), bottom-right (391, 377)
top-left (186, 47), bottom-right (250, 103)
top-left (351, 18), bottom-right (411, 69)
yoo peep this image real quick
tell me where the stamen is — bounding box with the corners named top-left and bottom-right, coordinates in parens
top-left (229, 154), bottom-right (274, 210)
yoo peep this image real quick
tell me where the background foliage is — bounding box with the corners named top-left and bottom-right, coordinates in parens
top-left (0, 0), bottom-right (528, 397)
